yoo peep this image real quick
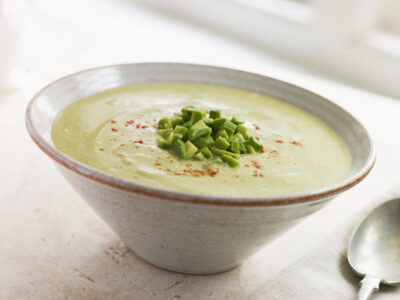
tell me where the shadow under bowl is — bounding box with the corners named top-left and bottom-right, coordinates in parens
top-left (26, 63), bottom-right (375, 274)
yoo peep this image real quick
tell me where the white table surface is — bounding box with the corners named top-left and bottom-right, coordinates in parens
top-left (1, 0), bottom-right (400, 299)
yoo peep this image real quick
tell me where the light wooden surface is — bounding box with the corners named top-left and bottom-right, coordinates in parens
top-left (1, 0), bottom-right (400, 299)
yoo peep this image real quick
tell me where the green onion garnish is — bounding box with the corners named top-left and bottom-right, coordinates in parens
top-left (156, 107), bottom-right (264, 167)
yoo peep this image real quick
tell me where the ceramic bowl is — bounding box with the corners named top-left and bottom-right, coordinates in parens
top-left (26, 63), bottom-right (375, 274)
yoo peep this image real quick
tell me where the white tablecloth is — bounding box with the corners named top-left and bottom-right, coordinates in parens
top-left (1, 0), bottom-right (400, 298)
top-left (249, 185), bottom-right (400, 300)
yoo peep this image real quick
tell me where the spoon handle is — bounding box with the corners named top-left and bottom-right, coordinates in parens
top-left (357, 275), bottom-right (381, 300)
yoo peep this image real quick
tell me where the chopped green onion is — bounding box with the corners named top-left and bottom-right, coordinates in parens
top-left (190, 110), bottom-right (205, 123)
top-left (181, 112), bottom-right (191, 122)
top-left (167, 133), bottom-right (183, 144)
top-left (181, 106), bottom-right (196, 115)
top-left (249, 136), bottom-right (263, 152)
top-left (212, 117), bottom-right (227, 130)
top-left (245, 144), bottom-right (256, 154)
top-left (237, 124), bottom-right (248, 138)
top-left (209, 110), bottom-right (221, 119)
top-left (203, 117), bottom-right (213, 126)
top-left (158, 128), bottom-right (173, 138)
top-left (193, 152), bottom-right (206, 161)
top-left (222, 154), bottom-right (240, 167)
top-left (213, 137), bottom-right (230, 150)
top-left (185, 141), bottom-right (198, 159)
top-left (157, 137), bottom-right (170, 149)
top-left (193, 136), bottom-right (214, 149)
top-left (215, 128), bottom-right (230, 140)
top-left (171, 138), bottom-right (186, 159)
top-left (223, 120), bottom-right (237, 136)
top-left (171, 118), bottom-right (182, 128)
top-left (210, 147), bottom-right (240, 159)
top-left (213, 157), bottom-right (223, 164)
top-left (233, 133), bottom-right (245, 141)
top-left (182, 120), bottom-right (192, 128)
top-left (238, 140), bottom-right (246, 153)
top-left (230, 139), bottom-right (241, 154)
top-left (156, 106), bottom-right (263, 167)
top-left (188, 127), bottom-right (212, 141)
top-left (200, 147), bottom-right (213, 158)
top-left (174, 126), bottom-right (189, 141)
top-left (231, 116), bottom-right (245, 124)
top-left (158, 117), bottom-right (172, 129)
top-left (165, 132), bottom-right (174, 143)
top-left (191, 120), bottom-right (208, 129)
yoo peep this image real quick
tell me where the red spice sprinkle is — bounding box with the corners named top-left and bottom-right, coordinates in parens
top-left (275, 140), bottom-right (284, 143)
top-left (261, 149), bottom-right (266, 153)
top-left (155, 162), bottom-right (161, 166)
top-left (133, 140), bottom-right (144, 144)
top-left (126, 120), bottom-right (134, 125)
top-left (267, 150), bottom-right (279, 159)
top-left (253, 174), bottom-right (258, 177)
top-left (164, 165), bottom-right (220, 178)
top-left (245, 164), bottom-right (250, 167)
top-left (255, 137), bottom-right (260, 141)
top-left (136, 124), bottom-right (140, 129)
top-left (170, 160), bottom-right (174, 163)
top-left (259, 174), bottom-right (264, 177)
top-left (120, 144), bottom-right (126, 147)
top-left (209, 172), bottom-right (218, 177)
top-left (111, 128), bottom-right (118, 132)
top-left (124, 124), bottom-right (129, 127)
top-left (290, 141), bottom-right (302, 146)
top-left (235, 175), bottom-right (239, 178)
top-left (111, 120), bottom-right (116, 124)
top-left (251, 160), bottom-right (263, 170)
top-left (253, 124), bottom-right (260, 130)
top-left (99, 148), bottom-right (104, 151)
top-left (141, 125), bottom-right (149, 129)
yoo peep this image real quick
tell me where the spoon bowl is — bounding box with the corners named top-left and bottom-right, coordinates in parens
top-left (348, 198), bottom-right (400, 299)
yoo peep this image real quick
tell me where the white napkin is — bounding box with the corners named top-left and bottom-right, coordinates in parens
top-left (248, 186), bottom-right (400, 300)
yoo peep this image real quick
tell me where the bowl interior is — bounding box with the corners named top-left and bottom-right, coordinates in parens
top-left (27, 63), bottom-right (375, 203)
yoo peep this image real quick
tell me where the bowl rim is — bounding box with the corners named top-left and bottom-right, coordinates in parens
top-left (26, 62), bottom-right (376, 207)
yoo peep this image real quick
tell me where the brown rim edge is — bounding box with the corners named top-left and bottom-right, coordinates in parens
top-left (25, 62), bottom-right (376, 207)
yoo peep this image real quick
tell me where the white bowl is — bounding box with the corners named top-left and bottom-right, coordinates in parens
top-left (26, 63), bottom-right (375, 274)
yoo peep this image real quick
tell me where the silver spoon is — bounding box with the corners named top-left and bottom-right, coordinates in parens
top-left (348, 198), bottom-right (400, 300)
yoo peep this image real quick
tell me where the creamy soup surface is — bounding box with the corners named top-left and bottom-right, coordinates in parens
top-left (52, 83), bottom-right (351, 197)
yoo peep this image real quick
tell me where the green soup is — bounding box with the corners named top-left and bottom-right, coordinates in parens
top-left (52, 83), bottom-right (351, 197)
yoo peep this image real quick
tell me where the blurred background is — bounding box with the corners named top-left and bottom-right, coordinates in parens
top-left (1, 0), bottom-right (399, 98)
